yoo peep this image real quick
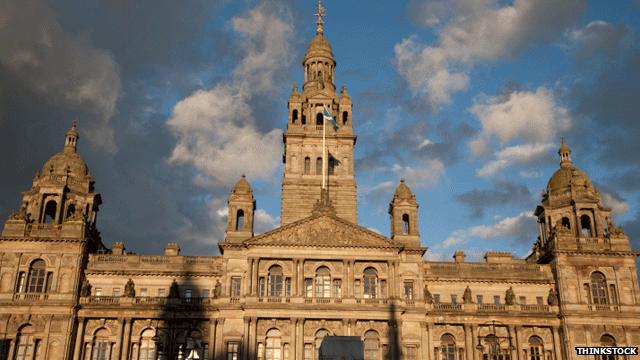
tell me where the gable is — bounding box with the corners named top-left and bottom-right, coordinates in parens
top-left (244, 214), bottom-right (398, 249)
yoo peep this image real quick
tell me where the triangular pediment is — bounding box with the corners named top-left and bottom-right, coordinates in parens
top-left (244, 214), bottom-right (398, 249)
top-left (304, 90), bottom-right (335, 101)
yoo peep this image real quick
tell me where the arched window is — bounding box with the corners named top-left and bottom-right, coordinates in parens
top-left (265, 329), bottom-right (282, 360)
top-left (92, 328), bottom-right (111, 360)
top-left (528, 336), bottom-right (543, 360)
top-left (600, 335), bottom-right (616, 360)
top-left (364, 330), bottom-right (379, 360)
top-left (580, 215), bottom-right (592, 237)
top-left (315, 267), bottom-right (331, 298)
top-left (43, 200), bottom-right (57, 224)
top-left (139, 329), bottom-right (156, 360)
top-left (236, 209), bottom-right (245, 231)
top-left (269, 266), bottom-right (283, 298)
top-left (14, 325), bottom-right (36, 360)
top-left (66, 204), bottom-right (76, 220)
top-left (363, 268), bottom-right (377, 299)
top-left (27, 259), bottom-right (46, 293)
top-left (316, 157), bottom-right (322, 175)
top-left (304, 157), bottom-right (311, 175)
top-left (440, 334), bottom-right (456, 360)
top-left (328, 158), bottom-right (335, 176)
top-left (561, 217), bottom-right (570, 229)
top-left (292, 109), bottom-right (298, 124)
top-left (317, 71), bottom-right (322, 80)
top-left (342, 111), bottom-right (348, 125)
top-left (315, 329), bottom-right (330, 358)
top-left (402, 214), bottom-right (410, 235)
top-left (316, 112), bottom-right (323, 126)
top-left (590, 272), bottom-right (608, 304)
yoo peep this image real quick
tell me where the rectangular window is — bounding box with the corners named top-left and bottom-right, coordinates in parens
top-left (536, 296), bottom-right (543, 305)
top-left (477, 295), bottom-right (483, 304)
top-left (405, 346), bottom-right (417, 360)
top-left (258, 277), bottom-right (266, 297)
top-left (231, 277), bottom-right (242, 297)
top-left (257, 343), bottom-right (264, 360)
top-left (16, 272), bottom-right (26, 293)
top-left (304, 278), bottom-right (313, 298)
top-left (283, 343), bottom-right (290, 360)
top-left (203, 289), bottom-right (210, 298)
top-left (434, 294), bottom-right (440, 304)
top-left (285, 277), bottom-right (292, 297)
top-left (158, 288), bottom-right (166, 297)
top-left (404, 281), bottom-right (414, 300)
top-left (184, 289), bottom-right (192, 298)
top-left (227, 342), bottom-right (240, 360)
top-left (45, 272), bottom-right (53, 293)
top-left (354, 279), bottom-right (361, 298)
top-left (140, 288), bottom-right (148, 297)
top-left (113, 288), bottom-right (120, 297)
top-left (95, 288), bottom-right (102, 297)
top-left (380, 279), bottom-right (387, 298)
top-left (519, 296), bottom-right (526, 305)
top-left (333, 279), bottom-right (342, 298)
top-left (494, 295), bottom-right (500, 305)
top-left (304, 344), bottom-right (313, 360)
top-left (451, 294), bottom-right (457, 305)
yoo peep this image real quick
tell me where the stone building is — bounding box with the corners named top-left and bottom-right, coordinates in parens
top-left (0, 3), bottom-right (639, 360)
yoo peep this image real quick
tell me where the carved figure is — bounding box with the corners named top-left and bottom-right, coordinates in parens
top-left (547, 288), bottom-right (559, 306)
top-left (423, 285), bottom-right (433, 304)
top-left (169, 279), bottom-right (180, 298)
top-left (80, 278), bottom-right (92, 297)
top-left (505, 286), bottom-right (516, 305)
top-left (214, 280), bottom-right (222, 298)
top-left (463, 286), bottom-right (473, 304)
top-left (124, 278), bottom-right (136, 298)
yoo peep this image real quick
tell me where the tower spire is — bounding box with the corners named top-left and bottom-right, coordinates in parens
top-left (558, 137), bottom-right (572, 166)
top-left (64, 119), bottom-right (79, 153)
top-left (315, 0), bottom-right (325, 34)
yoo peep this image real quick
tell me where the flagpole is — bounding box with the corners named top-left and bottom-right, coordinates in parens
top-left (322, 106), bottom-right (326, 189)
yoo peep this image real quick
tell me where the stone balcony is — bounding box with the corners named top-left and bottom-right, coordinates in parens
top-left (0, 292), bottom-right (75, 304)
top-left (1, 220), bottom-right (86, 239)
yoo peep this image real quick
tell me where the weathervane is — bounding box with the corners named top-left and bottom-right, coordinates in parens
top-left (315, 0), bottom-right (325, 34)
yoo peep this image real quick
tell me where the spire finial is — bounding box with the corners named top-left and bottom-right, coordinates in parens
top-left (558, 137), bottom-right (572, 165)
top-left (64, 119), bottom-right (79, 153)
top-left (315, 0), bottom-right (325, 34)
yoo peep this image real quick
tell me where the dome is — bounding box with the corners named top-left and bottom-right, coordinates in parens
top-left (546, 164), bottom-right (594, 193)
top-left (304, 34), bottom-right (335, 62)
top-left (41, 151), bottom-right (90, 177)
top-left (393, 179), bottom-right (414, 200)
top-left (232, 174), bottom-right (253, 195)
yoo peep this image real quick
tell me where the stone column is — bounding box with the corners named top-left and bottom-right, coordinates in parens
top-left (122, 318), bottom-right (132, 360)
top-left (464, 324), bottom-right (473, 360)
top-left (300, 260), bottom-right (305, 297)
top-left (296, 319), bottom-right (303, 360)
top-left (293, 260), bottom-right (299, 297)
top-left (513, 326), bottom-right (521, 360)
top-left (209, 319), bottom-right (217, 360)
top-left (249, 317), bottom-right (257, 359)
top-left (290, 318), bottom-right (297, 360)
top-left (7, 339), bottom-right (15, 360)
top-left (242, 317), bottom-right (250, 360)
top-left (347, 261), bottom-right (353, 298)
top-left (552, 327), bottom-right (562, 360)
top-left (420, 322), bottom-right (428, 360)
top-left (426, 323), bottom-right (434, 360)
top-left (72, 317), bottom-right (86, 360)
top-left (214, 319), bottom-right (225, 360)
top-left (471, 325), bottom-right (479, 360)
top-left (246, 258), bottom-right (254, 296)
top-left (115, 318), bottom-right (125, 359)
top-left (507, 325), bottom-right (517, 360)
top-left (342, 260), bottom-right (348, 298)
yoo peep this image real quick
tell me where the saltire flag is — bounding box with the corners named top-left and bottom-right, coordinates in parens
top-left (323, 105), bottom-right (339, 130)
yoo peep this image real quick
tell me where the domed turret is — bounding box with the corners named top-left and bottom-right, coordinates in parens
top-left (393, 179), bottom-right (415, 201)
top-left (302, 1), bottom-right (336, 93)
top-left (41, 121), bottom-right (90, 177)
top-left (225, 174), bottom-right (256, 243)
top-left (544, 139), bottom-right (598, 207)
top-left (389, 179), bottom-right (420, 245)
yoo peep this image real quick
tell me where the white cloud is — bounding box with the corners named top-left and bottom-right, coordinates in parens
top-left (395, 0), bottom-right (585, 106)
top-left (601, 192), bottom-right (630, 216)
top-left (477, 143), bottom-right (555, 177)
top-left (167, 1), bottom-right (294, 187)
top-left (0, 0), bottom-right (121, 152)
top-left (568, 20), bottom-right (627, 60)
top-left (390, 159), bottom-right (445, 189)
top-left (443, 211), bottom-right (535, 248)
top-left (470, 87), bottom-right (571, 151)
top-left (254, 209), bottom-right (279, 234)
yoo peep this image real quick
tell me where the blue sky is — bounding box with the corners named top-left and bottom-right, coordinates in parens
top-left (1, 0), bottom-right (639, 261)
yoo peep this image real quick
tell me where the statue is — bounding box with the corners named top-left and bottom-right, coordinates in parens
top-left (505, 287), bottom-right (516, 305)
top-left (169, 279), bottom-right (180, 298)
top-left (80, 278), bottom-right (92, 297)
top-left (463, 286), bottom-right (473, 304)
top-left (214, 280), bottom-right (222, 298)
top-left (9, 203), bottom-right (29, 221)
top-left (547, 288), bottom-right (559, 306)
top-left (607, 218), bottom-right (626, 236)
top-left (124, 278), bottom-right (136, 298)
top-left (423, 285), bottom-right (433, 304)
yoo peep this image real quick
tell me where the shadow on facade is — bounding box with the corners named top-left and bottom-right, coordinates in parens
top-left (387, 302), bottom-right (400, 360)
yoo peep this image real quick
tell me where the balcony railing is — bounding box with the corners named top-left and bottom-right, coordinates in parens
top-left (81, 296), bottom-right (120, 305)
top-left (13, 293), bottom-right (49, 301)
top-left (520, 304), bottom-right (549, 312)
top-left (589, 304), bottom-right (620, 312)
top-left (433, 303), bottom-right (462, 311)
top-left (478, 304), bottom-right (506, 312)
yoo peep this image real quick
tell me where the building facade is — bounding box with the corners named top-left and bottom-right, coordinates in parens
top-left (1, 4), bottom-right (639, 360)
